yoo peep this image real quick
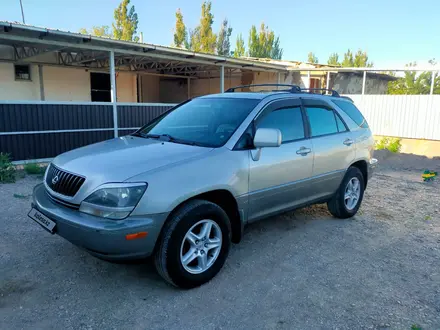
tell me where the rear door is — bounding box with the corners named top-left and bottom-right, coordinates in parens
top-left (248, 99), bottom-right (314, 222)
top-left (302, 98), bottom-right (356, 199)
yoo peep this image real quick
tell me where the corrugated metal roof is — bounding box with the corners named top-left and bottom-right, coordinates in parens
top-left (0, 21), bottom-right (288, 72)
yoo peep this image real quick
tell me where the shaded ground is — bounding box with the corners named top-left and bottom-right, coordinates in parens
top-left (1, 152), bottom-right (439, 330)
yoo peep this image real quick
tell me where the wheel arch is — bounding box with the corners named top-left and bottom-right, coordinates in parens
top-left (157, 189), bottom-right (243, 250)
top-left (349, 159), bottom-right (368, 188)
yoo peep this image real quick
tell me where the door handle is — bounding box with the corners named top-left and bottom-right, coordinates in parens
top-left (343, 139), bottom-right (354, 146)
top-left (296, 147), bottom-right (311, 156)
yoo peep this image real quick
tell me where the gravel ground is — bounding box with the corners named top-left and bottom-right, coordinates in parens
top-left (1, 151), bottom-right (439, 330)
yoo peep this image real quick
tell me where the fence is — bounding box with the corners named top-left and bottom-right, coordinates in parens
top-left (349, 95), bottom-right (440, 141)
top-left (0, 102), bottom-right (175, 161)
top-left (1, 96), bottom-right (439, 162)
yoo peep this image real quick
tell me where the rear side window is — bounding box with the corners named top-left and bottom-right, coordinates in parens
top-left (258, 106), bottom-right (305, 143)
top-left (305, 107), bottom-right (339, 137)
top-left (333, 100), bottom-right (369, 128)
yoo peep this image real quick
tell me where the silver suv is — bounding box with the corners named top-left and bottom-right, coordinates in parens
top-left (29, 84), bottom-right (377, 288)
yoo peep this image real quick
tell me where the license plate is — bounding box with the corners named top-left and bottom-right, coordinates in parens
top-left (28, 208), bottom-right (56, 233)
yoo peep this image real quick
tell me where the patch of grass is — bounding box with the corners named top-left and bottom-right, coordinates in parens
top-left (411, 324), bottom-right (422, 330)
top-left (387, 138), bottom-right (402, 153)
top-left (0, 152), bottom-right (16, 183)
top-left (375, 137), bottom-right (389, 150)
top-left (13, 193), bottom-right (31, 199)
top-left (375, 137), bottom-right (402, 153)
top-left (424, 215), bottom-right (432, 221)
top-left (24, 162), bottom-right (44, 175)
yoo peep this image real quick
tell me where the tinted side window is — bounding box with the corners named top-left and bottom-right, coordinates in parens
top-left (306, 107), bottom-right (338, 137)
top-left (258, 107), bottom-right (304, 143)
top-left (335, 113), bottom-right (347, 132)
top-left (333, 100), bottom-right (369, 128)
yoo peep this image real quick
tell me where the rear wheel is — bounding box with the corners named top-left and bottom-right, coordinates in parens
top-left (327, 167), bottom-right (365, 218)
top-left (154, 199), bottom-right (231, 289)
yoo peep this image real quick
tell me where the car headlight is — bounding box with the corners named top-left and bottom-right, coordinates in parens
top-left (79, 183), bottom-right (147, 220)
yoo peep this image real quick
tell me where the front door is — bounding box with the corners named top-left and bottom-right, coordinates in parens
top-left (302, 98), bottom-right (356, 199)
top-left (248, 99), bottom-right (314, 222)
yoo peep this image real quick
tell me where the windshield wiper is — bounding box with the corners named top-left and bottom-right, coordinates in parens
top-left (136, 133), bottom-right (205, 146)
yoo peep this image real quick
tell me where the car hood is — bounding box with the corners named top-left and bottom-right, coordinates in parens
top-left (53, 136), bottom-right (213, 184)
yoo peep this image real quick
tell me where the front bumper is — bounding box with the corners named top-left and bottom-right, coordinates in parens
top-left (31, 183), bottom-right (168, 260)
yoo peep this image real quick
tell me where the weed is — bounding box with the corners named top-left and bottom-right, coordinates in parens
top-left (13, 193), bottom-right (31, 199)
top-left (375, 137), bottom-right (389, 150)
top-left (0, 153), bottom-right (16, 183)
top-left (24, 162), bottom-right (44, 175)
top-left (411, 325), bottom-right (422, 330)
top-left (424, 215), bottom-right (432, 221)
top-left (387, 138), bottom-right (402, 153)
top-left (375, 137), bottom-right (401, 153)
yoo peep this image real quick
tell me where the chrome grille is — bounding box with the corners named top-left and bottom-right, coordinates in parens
top-left (45, 164), bottom-right (85, 197)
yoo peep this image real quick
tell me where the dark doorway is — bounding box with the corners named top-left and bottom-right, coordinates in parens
top-left (90, 72), bottom-right (111, 102)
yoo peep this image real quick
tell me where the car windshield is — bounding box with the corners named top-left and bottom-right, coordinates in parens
top-left (136, 98), bottom-right (260, 147)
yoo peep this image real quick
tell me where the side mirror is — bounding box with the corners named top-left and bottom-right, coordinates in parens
top-left (253, 128), bottom-right (282, 148)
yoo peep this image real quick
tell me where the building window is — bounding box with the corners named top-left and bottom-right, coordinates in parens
top-left (15, 64), bottom-right (31, 81)
top-left (90, 72), bottom-right (111, 102)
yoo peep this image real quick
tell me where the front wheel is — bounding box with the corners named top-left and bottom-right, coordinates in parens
top-left (154, 200), bottom-right (231, 289)
top-left (327, 167), bottom-right (365, 218)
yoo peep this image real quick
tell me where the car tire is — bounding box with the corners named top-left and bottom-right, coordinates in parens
top-left (327, 166), bottom-right (365, 219)
top-left (154, 199), bottom-right (231, 289)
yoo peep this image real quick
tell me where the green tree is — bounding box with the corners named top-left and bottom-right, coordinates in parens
top-left (113, 0), bottom-right (139, 42)
top-left (248, 23), bottom-right (283, 59)
top-left (307, 52), bottom-right (318, 64)
top-left (217, 18), bottom-right (233, 56)
top-left (388, 62), bottom-right (440, 95)
top-left (353, 49), bottom-right (373, 67)
top-left (327, 52), bottom-right (340, 66)
top-left (79, 26), bottom-right (112, 38)
top-left (233, 33), bottom-right (245, 58)
top-left (341, 49), bottom-right (354, 67)
top-left (190, 1), bottom-right (217, 53)
top-left (173, 8), bottom-right (188, 48)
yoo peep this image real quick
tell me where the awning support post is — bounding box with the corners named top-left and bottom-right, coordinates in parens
top-left (220, 65), bottom-right (225, 93)
top-left (110, 50), bottom-right (118, 138)
top-left (362, 71), bottom-right (367, 95)
top-left (326, 71), bottom-right (330, 90)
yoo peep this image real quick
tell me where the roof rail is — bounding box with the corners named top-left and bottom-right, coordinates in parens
top-left (225, 84), bottom-right (301, 93)
top-left (300, 88), bottom-right (340, 97)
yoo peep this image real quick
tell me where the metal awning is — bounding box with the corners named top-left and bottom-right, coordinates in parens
top-left (0, 21), bottom-right (288, 78)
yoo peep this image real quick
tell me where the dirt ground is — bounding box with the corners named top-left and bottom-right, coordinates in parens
top-left (1, 151), bottom-right (439, 330)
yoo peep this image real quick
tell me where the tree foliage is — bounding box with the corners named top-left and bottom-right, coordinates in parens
top-left (333, 49), bottom-right (373, 67)
top-left (79, 26), bottom-right (112, 38)
top-left (113, 0), bottom-right (139, 42)
top-left (217, 19), bottom-right (233, 56)
top-left (233, 33), bottom-right (246, 58)
top-left (341, 49), bottom-right (354, 67)
top-left (327, 52), bottom-right (340, 66)
top-left (388, 62), bottom-right (440, 95)
top-left (307, 52), bottom-right (318, 64)
top-left (353, 49), bottom-right (373, 67)
top-left (173, 9), bottom-right (188, 48)
top-left (190, 1), bottom-right (217, 53)
top-left (248, 23), bottom-right (283, 59)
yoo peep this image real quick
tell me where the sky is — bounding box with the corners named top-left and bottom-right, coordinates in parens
top-left (1, 0), bottom-right (440, 67)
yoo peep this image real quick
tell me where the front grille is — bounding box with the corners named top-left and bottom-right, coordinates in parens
top-left (45, 164), bottom-right (85, 197)
top-left (46, 191), bottom-right (80, 209)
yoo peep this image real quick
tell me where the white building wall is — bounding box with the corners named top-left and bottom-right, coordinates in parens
top-left (43, 66), bottom-right (91, 101)
top-left (116, 71), bottom-right (137, 102)
top-left (0, 63), bottom-right (41, 100)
